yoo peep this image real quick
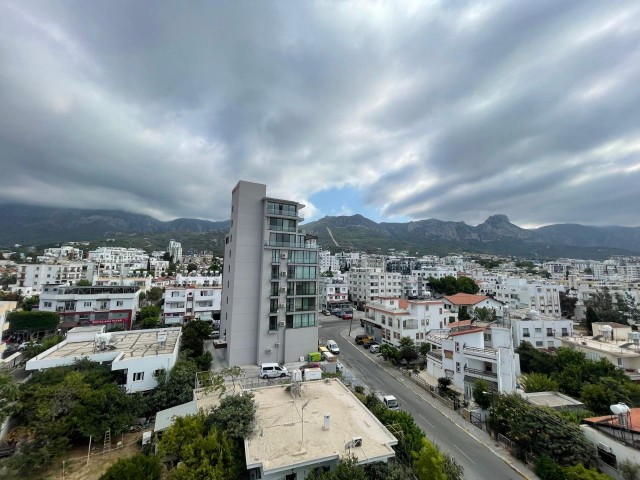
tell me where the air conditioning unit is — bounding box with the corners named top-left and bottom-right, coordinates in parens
top-left (279, 303), bottom-right (286, 308)
top-left (280, 272), bottom-right (287, 277)
top-left (279, 287), bottom-right (286, 293)
top-left (265, 347), bottom-right (273, 354)
top-left (275, 342), bottom-right (281, 347)
top-left (352, 437), bottom-right (363, 447)
top-left (280, 253), bottom-right (288, 259)
top-left (279, 320), bottom-right (286, 327)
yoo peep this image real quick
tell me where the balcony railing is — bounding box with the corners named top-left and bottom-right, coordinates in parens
top-left (463, 346), bottom-right (497, 360)
top-left (464, 366), bottom-right (498, 379)
top-left (266, 207), bottom-right (298, 217)
top-left (265, 241), bottom-right (318, 249)
top-left (426, 350), bottom-right (443, 362)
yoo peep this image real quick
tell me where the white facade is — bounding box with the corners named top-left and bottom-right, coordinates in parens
top-left (88, 247), bottom-right (148, 264)
top-left (424, 324), bottom-right (519, 398)
top-left (39, 284), bottom-right (140, 330)
top-left (168, 240), bottom-right (183, 264)
top-left (174, 273), bottom-right (222, 287)
top-left (38, 245), bottom-right (84, 262)
top-left (508, 309), bottom-right (574, 349)
top-left (347, 268), bottom-right (402, 305)
top-left (319, 250), bottom-right (339, 273)
top-left (220, 181), bottom-right (319, 366)
top-left (362, 298), bottom-right (452, 347)
top-left (163, 286), bottom-right (222, 325)
top-left (442, 293), bottom-right (505, 319)
top-left (93, 276), bottom-right (152, 290)
top-left (318, 277), bottom-right (349, 309)
top-left (493, 278), bottom-right (563, 316)
top-left (11, 262), bottom-right (94, 294)
top-left (26, 326), bottom-right (181, 393)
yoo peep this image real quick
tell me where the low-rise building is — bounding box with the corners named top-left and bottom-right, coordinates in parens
top-left (26, 326), bottom-right (181, 393)
top-left (39, 284), bottom-right (140, 331)
top-left (507, 309), bottom-right (574, 349)
top-left (363, 297), bottom-right (452, 347)
top-left (424, 323), bottom-right (519, 398)
top-left (348, 268), bottom-right (402, 306)
top-left (163, 285), bottom-right (222, 325)
top-left (11, 262), bottom-right (93, 294)
top-left (493, 278), bottom-right (563, 316)
top-left (442, 293), bottom-right (505, 319)
top-left (318, 277), bottom-right (349, 310)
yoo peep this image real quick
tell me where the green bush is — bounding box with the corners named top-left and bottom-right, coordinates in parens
top-left (99, 454), bottom-right (162, 480)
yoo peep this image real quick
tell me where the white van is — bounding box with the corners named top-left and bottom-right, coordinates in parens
top-left (260, 363), bottom-right (289, 379)
top-left (326, 340), bottom-right (340, 355)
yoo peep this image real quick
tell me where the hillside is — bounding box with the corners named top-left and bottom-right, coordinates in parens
top-left (302, 214), bottom-right (640, 259)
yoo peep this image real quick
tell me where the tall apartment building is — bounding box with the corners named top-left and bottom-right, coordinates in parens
top-left (11, 262), bottom-right (94, 295)
top-left (168, 240), bottom-right (183, 264)
top-left (347, 267), bottom-right (402, 306)
top-left (220, 181), bottom-right (319, 366)
top-left (493, 278), bottom-right (563, 316)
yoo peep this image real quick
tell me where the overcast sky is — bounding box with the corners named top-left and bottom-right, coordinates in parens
top-left (1, 1), bottom-right (639, 227)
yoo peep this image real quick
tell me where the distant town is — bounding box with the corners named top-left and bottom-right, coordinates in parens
top-left (0, 181), bottom-right (638, 480)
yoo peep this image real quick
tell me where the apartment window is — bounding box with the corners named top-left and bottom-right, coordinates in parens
top-left (43, 301), bottom-right (52, 308)
top-left (535, 328), bottom-right (542, 333)
top-left (171, 291), bottom-right (180, 297)
top-left (133, 372), bottom-right (144, 382)
top-left (84, 301), bottom-right (92, 307)
top-left (269, 316), bottom-right (279, 331)
top-left (455, 342), bottom-right (459, 352)
top-left (456, 362), bottom-right (460, 373)
top-left (116, 301), bottom-right (123, 307)
top-left (523, 328), bottom-right (530, 338)
top-left (546, 328), bottom-right (553, 337)
top-left (536, 341), bottom-right (543, 347)
top-left (561, 328), bottom-right (568, 337)
top-left (153, 369), bottom-right (165, 378)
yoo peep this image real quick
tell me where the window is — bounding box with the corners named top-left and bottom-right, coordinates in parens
top-left (456, 362), bottom-right (460, 373)
top-left (84, 301), bottom-right (92, 307)
top-left (116, 301), bottom-right (123, 307)
top-left (153, 369), bottom-right (165, 378)
top-left (269, 316), bottom-right (278, 331)
top-left (43, 301), bottom-right (52, 308)
top-left (561, 328), bottom-right (568, 337)
top-left (536, 341), bottom-right (543, 347)
top-left (133, 372), bottom-right (144, 382)
top-left (546, 328), bottom-right (553, 337)
top-left (535, 328), bottom-right (542, 333)
top-left (523, 328), bottom-right (530, 337)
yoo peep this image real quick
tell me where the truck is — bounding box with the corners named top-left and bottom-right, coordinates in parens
top-left (375, 392), bottom-right (400, 410)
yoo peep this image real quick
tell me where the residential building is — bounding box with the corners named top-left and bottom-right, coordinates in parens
top-left (93, 276), bottom-right (152, 291)
top-left (163, 285), bottom-right (222, 325)
top-left (442, 293), bottom-right (505, 319)
top-left (424, 323), bottom-right (519, 398)
top-left (244, 379), bottom-right (397, 479)
top-left (347, 267), bottom-right (402, 306)
top-left (87, 247), bottom-right (148, 264)
top-left (174, 273), bottom-right (222, 287)
top-left (319, 250), bottom-right (339, 273)
top-left (318, 276), bottom-right (349, 310)
top-left (38, 245), bottom-right (84, 262)
top-left (507, 308), bottom-right (574, 349)
top-left (581, 406), bottom-right (640, 480)
top-left (558, 323), bottom-right (640, 382)
top-left (26, 326), bottom-right (181, 393)
top-left (362, 297), bottom-right (451, 347)
top-left (493, 278), bottom-right (563, 316)
top-left (0, 301), bottom-right (18, 352)
top-left (39, 284), bottom-right (140, 331)
top-left (168, 240), bottom-right (183, 264)
top-left (11, 262), bottom-right (94, 294)
top-left (220, 181), bottom-right (319, 366)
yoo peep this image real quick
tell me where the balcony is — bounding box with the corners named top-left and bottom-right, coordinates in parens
top-left (463, 346), bottom-right (497, 361)
top-left (266, 207), bottom-right (297, 218)
top-left (426, 350), bottom-right (443, 363)
top-left (265, 241), bottom-right (318, 249)
top-left (464, 366), bottom-right (498, 380)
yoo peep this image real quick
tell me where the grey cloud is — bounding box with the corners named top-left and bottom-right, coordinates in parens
top-left (0, 1), bottom-right (639, 226)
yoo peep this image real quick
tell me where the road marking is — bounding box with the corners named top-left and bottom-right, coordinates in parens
top-left (418, 414), bottom-right (435, 429)
top-left (454, 445), bottom-right (476, 464)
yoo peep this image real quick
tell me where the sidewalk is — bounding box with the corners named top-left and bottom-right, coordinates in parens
top-left (342, 326), bottom-right (537, 480)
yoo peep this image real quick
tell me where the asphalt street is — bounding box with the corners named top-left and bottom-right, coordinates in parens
top-left (320, 316), bottom-right (530, 480)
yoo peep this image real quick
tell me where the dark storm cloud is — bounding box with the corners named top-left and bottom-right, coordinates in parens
top-left (0, 1), bottom-right (639, 225)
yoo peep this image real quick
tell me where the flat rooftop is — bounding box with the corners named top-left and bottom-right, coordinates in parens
top-left (559, 336), bottom-right (640, 357)
top-left (245, 378), bottom-right (397, 475)
top-left (521, 391), bottom-right (585, 409)
top-left (35, 328), bottom-right (181, 361)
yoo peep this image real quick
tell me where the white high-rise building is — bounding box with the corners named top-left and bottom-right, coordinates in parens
top-left (220, 181), bottom-right (319, 366)
top-left (168, 241), bottom-right (183, 264)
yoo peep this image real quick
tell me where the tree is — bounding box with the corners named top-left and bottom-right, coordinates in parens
top-left (399, 336), bottom-right (418, 362)
top-left (412, 438), bottom-right (447, 480)
top-left (180, 320), bottom-right (212, 358)
top-left (419, 343), bottom-right (431, 356)
top-left (76, 279), bottom-right (92, 286)
top-left (99, 454), bottom-right (162, 480)
top-left (21, 295), bottom-right (40, 311)
top-left (619, 459), bottom-right (640, 480)
top-left (563, 463), bottom-right (612, 479)
top-left (146, 287), bottom-right (163, 305)
top-left (141, 316), bottom-right (159, 329)
top-left (186, 262), bottom-right (198, 273)
top-left (559, 291), bottom-right (577, 318)
top-left (7, 310), bottom-right (60, 336)
top-left (442, 453), bottom-right (464, 480)
top-left (473, 307), bottom-right (496, 322)
top-left (456, 276), bottom-right (480, 294)
top-left (206, 393), bottom-right (256, 439)
top-left (520, 373), bottom-right (559, 393)
top-left (0, 372), bottom-right (18, 423)
top-left (437, 377), bottom-right (452, 394)
top-left (139, 305), bottom-right (161, 321)
top-left (585, 306), bottom-right (599, 335)
top-left (147, 355), bottom-right (199, 412)
top-left (379, 344), bottom-right (400, 363)
top-left (472, 380), bottom-right (491, 409)
top-left (458, 306), bottom-right (471, 321)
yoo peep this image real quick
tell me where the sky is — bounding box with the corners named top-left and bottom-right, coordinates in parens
top-left (1, 1), bottom-right (639, 228)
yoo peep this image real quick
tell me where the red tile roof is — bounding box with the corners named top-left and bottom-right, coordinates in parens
top-left (583, 407), bottom-right (640, 435)
top-left (443, 293), bottom-right (490, 305)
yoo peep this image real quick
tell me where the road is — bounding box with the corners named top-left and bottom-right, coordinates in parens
top-left (320, 316), bottom-right (526, 480)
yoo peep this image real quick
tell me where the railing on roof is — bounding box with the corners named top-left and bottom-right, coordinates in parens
top-left (463, 345), bottom-right (498, 358)
top-left (464, 366), bottom-right (498, 378)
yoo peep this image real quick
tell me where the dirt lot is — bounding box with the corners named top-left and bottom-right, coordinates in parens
top-left (32, 432), bottom-right (145, 480)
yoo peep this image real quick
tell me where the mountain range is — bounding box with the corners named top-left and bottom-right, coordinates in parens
top-left (1, 204), bottom-right (639, 259)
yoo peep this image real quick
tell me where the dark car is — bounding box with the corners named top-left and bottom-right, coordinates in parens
top-left (363, 340), bottom-right (379, 349)
top-left (299, 362), bottom-right (322, 371)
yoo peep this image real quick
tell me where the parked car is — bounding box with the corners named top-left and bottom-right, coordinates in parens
top-left (299, 362), bottom-right (322, 371)
top-left (369, 344), bottom-right (381, 354)
top-left (363, 340), bottom-right (379, 350)
top-left (321, 309), bottom-right (330, 316)
top-left (355, 334), bottom-right (374, 345)
top-left (260, 363), bottom-right (288, 379)
top-left (342, 313), bottom-right (353, 320)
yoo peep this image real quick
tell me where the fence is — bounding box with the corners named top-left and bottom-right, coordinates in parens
top-left (406, 372), bottom-right (457, 410)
